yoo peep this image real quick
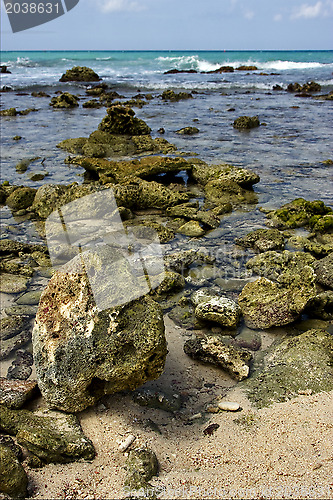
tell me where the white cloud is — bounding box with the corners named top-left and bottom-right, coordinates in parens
top-left (96, 0), bottom-right (145, 13)
top-left (274, 13), bottom-right (283, 21)
top-left (291, 0), bottom-right (333, 19)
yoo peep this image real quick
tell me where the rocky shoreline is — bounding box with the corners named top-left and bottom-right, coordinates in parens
top-left (0, 66), bottom-right (332, 499)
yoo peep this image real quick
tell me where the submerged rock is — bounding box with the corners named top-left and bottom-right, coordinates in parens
top-left (59, 66), bottom-right (100, 82)
top-left (161, 90), bottom-right (193, 101)
top-left (0, 406), bottom-right (95, 463)
top-left (177, 220), bottom-right (205, 237)
top-left (184, 337), bottom-right (252, 381)
top-left (32, 261), bottom-right (167, 412)
top-left (0, 444), bottom-right (28, 498)
top-left (235, 228), bottom-right (285, 252)
top-left (243, 329), bottom-right (333, 407)
top-left (191, 163), bottom-right (260, 188)
top-left (176, 126), bottom-right (199, 135)
top-left (133, 388), bottom-right (181, 412)
top-left (6, 187), bottom-right (36, 211)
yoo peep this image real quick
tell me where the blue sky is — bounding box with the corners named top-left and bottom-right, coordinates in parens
top-left (1, 0), bottom-right (333, 50)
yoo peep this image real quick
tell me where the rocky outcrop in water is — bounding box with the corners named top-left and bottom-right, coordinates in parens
top-left (233, 116), bottom-right (260, 129)
top-left (50, 92), bottom-right (79, 108)
top-left (266, 198), bottom-right (332, 231)
top-left (59, 66), bottom-right (100, 82)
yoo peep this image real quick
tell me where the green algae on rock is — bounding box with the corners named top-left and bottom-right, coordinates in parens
top-left (124, 447), bottom-right (159, 491)
top-left (233, 116), bottom-right (260, 129)
top-left (243, 329), bottom-right (333, 408)
top-left (6, 187), bottom-right (36, 211)
top-left (50, 92), bottom-right (79, 108)
top-left (0, 444), bottom-right (28, 498)
top-left (0, 406), bottom-right (95, 463)
top-left (235, 228), bottom-right (285, 252)
top-left (161, 90), bottom-right (193, 101)
top-left (59, 66), bottom-right (100, 82)
top-left (98, 105), bottom-right (151, 135)
top-left (266, 198), bottom-right (332, 230)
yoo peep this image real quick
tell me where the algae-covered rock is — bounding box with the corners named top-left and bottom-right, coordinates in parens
top-left (235, 228), bottom-right (285, 252)
top-left (0, 107), bottom-right (17, 116)
top-left (98, 105), bottom-right (151, 136)
top-left (0, 316), bottom-right (29, 341)
top-left (266, 198), bottom-right (332, 230)
top-left (0, 444), bottom-right (28, 498)
top-left (59, 66), bottom-right (100, 82)
top-left (243, 329), bottom-right (333, 407)
top-left (313, 252), bottom-right (333, 289)
top-left (162, 90), bottom-right (193, 101)
top-left (165, 249), bottom-right (215, 273)
top-left (184, 337), bottom-right (252, 381)
top-left (204, 178), bottom-right (258, 206)
top-left (245, 250), bottom-right (315, 281)
top-left (0, 406), bottom-right (95, 463)
top-left (176, 126), bottom-right (199, 135)
top-left (6, 187), bottom-right (36, 211)
top-left (32, 261), bottom-right (167, 412)
top-left (124, 447), bottom-right (159, 490)
top-left (0, 273), bottom-right (29, 293)
top-left (50, 92), bottom-right (79, 108)
top-left (177, 220), bottom-right (205, 237)
top-left (194, 296), bottom-right (241, 328)
top-left (233, 116), bottom-right (260, 129)
top-left (239, 274), bottom-right (316, 329)
top-left (191, 163), bottom-right (260, 187)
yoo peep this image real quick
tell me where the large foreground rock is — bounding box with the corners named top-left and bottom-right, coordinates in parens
top-left (32, 262), bottom-right (167, 412)
top-left (0, 406), bottom-right (95, 463)
top-left (243, 329), bottom-right (333, 407)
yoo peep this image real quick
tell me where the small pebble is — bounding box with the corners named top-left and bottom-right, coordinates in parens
top-left (217, 401), bottom-right (240, 412)
top-left (189, 412), bottom-right (202, 420)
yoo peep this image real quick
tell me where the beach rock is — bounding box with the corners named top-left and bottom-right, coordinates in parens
top-left (236, 65), bottom-right (258, 71)
top-left (162, 90), bottom-right (193, 101)
top-left (176, 126), bottom-right (199, 135)
top-left (82, 99), bottom-right (103, 108)
top-left (0, 406), bottom-right (95, 463)
top-left (15, 290), bottom-right (42, 305)
top-left (98, 105), bottom-right (151, 136)
top-left (124, 447), bottom-right (159, 491)
top-left (0, 107), bottom-right (17, 116)
top-left (306, 291), bottom-right (333, 320)
top-left (313, 253), bottom-right (333, 289)
top-left (85, 83), bottom-right (109, 95)
top-left (0, 436), bottom-right (23, 461)
top-left (27, 171), bottom-right (48, 181)
top-left (50, 92), bottom-right (79, 108)
top-left (153, 271), bottom-right (185, 295)
top-left (217, 401), bottom-right (240, 411)
top-left (32, 263), bottom-right (167, 412)
top-left (0, 65), bottom-right (11, 73)
top-left (0, 273), bottom-right (29, 294)
top-left (0, 331), bottom-right (31, 361)
top-left (233, 116), bottom-right (260, 129)
top-left (231, 329), bottom-right (261, 351)
top-left (165, 249), bottom-right (215, 273)
top-left (194, 296), bottom-right (241, 328)
top-left (184, 337), bottom-right (252, 381)
top-left (177, 220), bottom-right (205, 237)
top-left (312, 214), bottom-right (333, 233)
top-left (204, 178), bottom-right (258, 206)
top-left (266, 198), bottom-right (332, 230)
top-left (59, 66), bottom-right (100, 82)
top-left (191, 163), bottom-right (260, 187)
top-left (235, 228), bottom-right (285, 252)
top-left (287, 81), bottom-right (321, 93)
top-left (31, 91), bottom-right (50, 97)
top-left (205, 66), bottom-right (234, 73)
top-left (245, 250), bottom-right (315, 281)
top-left (0, 444), bottom-right (28, 498)
top-left (6, 187), bottom-right (36, 211)
top-left (239, 274), bottom-right (316, 330)
top-left (4, 305), bottom-right (38, 317)
top-left (244, 329), bottom-right (333, 407)
top-left (164, 69), bottom-right (198, 74)
top-left (0, 316), bottom-right (29, 341)
top-left (0, 378), bottom-right (37, 409)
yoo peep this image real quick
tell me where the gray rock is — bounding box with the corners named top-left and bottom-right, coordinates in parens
top-left (4, 305), bottom-right (37, 317)
top-left (184, 337), bottom-right (252, 381)
top-left (0, 444), bottom-right (28, 498)
top-left (0, 406), bottom-right (95, 464)
top-left (124, 447), bottom-right (159, 491)
top-left (243, 329), bottom-right (333, 407)
top-left (313, 252), bottom-right (333, 289)
top-left (32, 260), bottom-right (167, 412)
top-left (0, 330), bottom-right (31, 360)
top-left (235, 228), bottom-right (285, 252)
top-left (15, 290), bottom-right (42, 305)
top-left (0, 378), bottom-right (37, 409)
top-left (0, 273), bottom-right (29, 293)
top-left (0, 316), bottom-right (28, 341)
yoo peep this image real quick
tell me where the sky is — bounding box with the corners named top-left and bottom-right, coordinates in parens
top-left (1, 0), bottom-right (333, 51)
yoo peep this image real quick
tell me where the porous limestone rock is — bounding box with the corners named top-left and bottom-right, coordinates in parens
top-left (235, 228), bottom-right (285, 252)
top-left (0, 378), bottom-right (37, 409)
top-left (233, 116), bottom-right (260, 129)
top-left (124, 447), bottom-right (159, 491)
top-left (6, 187), bottom-right (36, 211)
top-left (313, 252), bottom-right (333, 289)
top-left (59, 66), bottom-right (100, 82)
top-left (32, 258), bottom-right (167, 412)
top-left (194, 296), bottom-right (241, 328)
top-left (266, 198), bottom-right (332, 230)
top-left (177, 220), bottom-right (205, 237)
top-left (184, 337), bottom-right (252, 381)
top-left (50, 92), bottom-right (79, 108)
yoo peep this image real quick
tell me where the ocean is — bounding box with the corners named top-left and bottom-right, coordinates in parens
top-left (0, 50), bottom-right (332, 246)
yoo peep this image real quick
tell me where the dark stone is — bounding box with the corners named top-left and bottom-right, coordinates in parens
top-left (0, 444), bottom-right (28, 498)
top-left (59, 66), bottom-right (100, 82)
top-left (233, 116), bottom-right (260, 129)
